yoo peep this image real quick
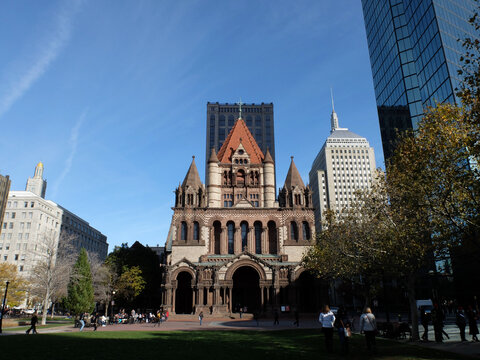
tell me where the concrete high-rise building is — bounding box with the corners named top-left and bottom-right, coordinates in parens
top-left (0, 173), bottom-right (11, 238)
top-left (309, 108), bottom-right (376, 231)
top-left (0, 163), bottom-right (108, 278)
top-left (361, 0), bottom-right (477, 160)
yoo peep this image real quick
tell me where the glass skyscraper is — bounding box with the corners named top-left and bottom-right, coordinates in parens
top-left (361, 0), bottom-right (477, 160)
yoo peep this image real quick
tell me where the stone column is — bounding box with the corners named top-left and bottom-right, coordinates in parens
top-left (260, 286), bottom-right (265, 309)
top-left (248, 226), bottom-right (254, 253)
top-left (172, 288), bottom-right (176, 313)
top-left (209, 227), bottom-right (213, 253)
top-left (220, 227), bottom-right (227, 254)
top-left (234, 226), bottom-right (241, 254)
top-left (262, 227), bottom-right (268, 254)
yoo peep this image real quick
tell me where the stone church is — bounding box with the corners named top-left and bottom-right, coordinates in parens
top-left (162, 116), bottom-right (327, 315)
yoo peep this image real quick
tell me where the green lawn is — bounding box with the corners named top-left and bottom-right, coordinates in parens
top-left (0, 330), bottom-right (467, 360)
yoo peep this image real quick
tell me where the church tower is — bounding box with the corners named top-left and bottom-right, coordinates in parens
top-left (175, 156), bottom-right (205, 208)
top-left (26, 162), bottom-right (47, 198)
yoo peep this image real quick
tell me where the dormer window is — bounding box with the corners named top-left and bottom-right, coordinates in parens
top-left (238, 149), bottom-right (244, 155)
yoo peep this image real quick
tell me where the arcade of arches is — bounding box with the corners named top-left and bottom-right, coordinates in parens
top-left (164, 257), bottom-right (329, 315)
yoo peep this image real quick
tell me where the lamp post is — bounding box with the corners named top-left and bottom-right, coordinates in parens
top-left (0, 281), bottom-right (10, 334)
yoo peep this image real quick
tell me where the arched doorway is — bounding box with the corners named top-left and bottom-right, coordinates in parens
top-left (296, 271), bottom-right (321, 313)
top-left (232, 266), bottom-right (260, 313)
top-left (175, 272), bottom-right (193, 314)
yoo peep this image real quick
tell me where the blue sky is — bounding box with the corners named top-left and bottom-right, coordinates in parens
top-left (0, 0), bottom-right (382, 251)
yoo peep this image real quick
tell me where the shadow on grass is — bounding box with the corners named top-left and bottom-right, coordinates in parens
top-left (0, 330), bottom-right (467, 360)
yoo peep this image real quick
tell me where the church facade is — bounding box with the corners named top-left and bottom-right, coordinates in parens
top-left (162, 117), bottom-right (326, 315)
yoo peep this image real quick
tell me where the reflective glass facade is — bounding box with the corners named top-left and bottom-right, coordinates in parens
top-left (362, 0), bottom-right (477, 160)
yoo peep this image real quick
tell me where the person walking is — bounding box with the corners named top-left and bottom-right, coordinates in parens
top-left (420, 307), bottom-right (430, 341)
top-left (335, 306), bottom-right (349, 355)
top-left (92, 313), bottom-right (98, 331)
top-left (199, 311), bottom-right (204, 326)
top-left (293, 308), bottom-right (300, 327)
top-left (319, 305), bottom-right (335, 353)
top-left (467, 306), bottom-right (479, 342)
top-left (79, 312), bottom-right (85, 332)
top-left (359, 307), bottom-right (377, 355)
top-left (431, 304), bottom-right (444, 343)
top-left (456, 307), bottom-right (467, 342)
top-left (273, 309), bottom-right (279, 325)
top-left (25, 311), bottom-right (38, 334)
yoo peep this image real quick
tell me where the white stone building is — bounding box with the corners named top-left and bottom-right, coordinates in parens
top-left (0, 163), bottom-right (108, 278)
top-left (309, 107), bottom-right (377, 231)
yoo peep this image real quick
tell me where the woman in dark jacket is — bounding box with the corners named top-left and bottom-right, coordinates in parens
top-left (467, 306), bottom-right (479, 342)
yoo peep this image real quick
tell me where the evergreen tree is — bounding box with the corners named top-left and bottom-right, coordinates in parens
top-left (66, 248), bottom-right (95, 315)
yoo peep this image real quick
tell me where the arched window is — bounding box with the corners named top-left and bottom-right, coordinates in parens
top-left (290, 222), bottom-right (298, 242)
top-left (254, 221), bottom-right (262, 254)
top-left (268, 221), bottom-right (277, 254)
top-left (302, 221), bottom-right (311, 240)
top-left (241, 222), bottom-right (248, 251)
top-left (213, 221), bottom-right (221, 254)
top-left (193, 221), bottom-right (199, 241)
top-left (181, 221), bottom-right (188, 241)
top-left (227, 222), bottom-right (235, 254)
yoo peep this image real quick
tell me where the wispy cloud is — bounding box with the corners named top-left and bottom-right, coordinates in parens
top-left (51, 109), bottom-right (87, 198)
top-left (0, 0), bottom-right (83, 119)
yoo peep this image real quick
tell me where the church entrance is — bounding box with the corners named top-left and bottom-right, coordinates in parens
top-left (296, 271), bottom-right (320, 313)
top-left (175, 272), bottom-right (193, 314)
top-left (232, 266), bottom-right (261, 313)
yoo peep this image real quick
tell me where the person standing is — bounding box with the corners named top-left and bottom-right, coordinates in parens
top-left (431, 304), bottom-right (444, 343)
top-left (467, 306), bottom-right (479, 342)
top-left (456, 307), bottom-right (467, 342)
top-left (25, 311), bottom-right (38, 334)
top-left (319, 305), bottom-right (335, 353)
top-left (199, 311), bottom-right (204, 326)
top-left (359, 307), bottom-right (377, 355)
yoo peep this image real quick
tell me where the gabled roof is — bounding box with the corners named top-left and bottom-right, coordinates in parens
top-left (217, 119), bottom-right (264, 164)
top-left (284, 157), bottom-right (305, 188)
top-left (182, 156), bottom-right (202, 188)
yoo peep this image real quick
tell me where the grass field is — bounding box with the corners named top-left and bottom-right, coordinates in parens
top-left (0, 330), bottom-right (469, 360)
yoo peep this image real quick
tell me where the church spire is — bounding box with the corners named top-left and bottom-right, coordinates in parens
top-left (284, 156), bottom-right (305, 188)
top-left (330, 89), bottom-right (339, 131)
top-left (26, 162), bottom-right (47, 198)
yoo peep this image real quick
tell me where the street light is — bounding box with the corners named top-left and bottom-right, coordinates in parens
top-left (0, 281), bottom-right (10, 334)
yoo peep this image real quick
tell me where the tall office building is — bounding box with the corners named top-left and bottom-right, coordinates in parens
top-left (1, 163), bottom-right (108, 279)
top-left (309, 108), bottom-right (376, 231)
top-left (0, 173), bottom-right (11, 238)
top-left (206, 102), bottom-right (275, 166)
top-left (361, 0), bottom-right (477, 160)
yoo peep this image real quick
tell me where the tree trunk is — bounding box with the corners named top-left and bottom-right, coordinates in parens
top-left (105, 301), bottom-right (109, 317)
top-left (50, 302), bottom-right (55, 319)
top-left (406, 275), bottom-right (419, 341)
top-left (41, 293), bottom-right (49, 325)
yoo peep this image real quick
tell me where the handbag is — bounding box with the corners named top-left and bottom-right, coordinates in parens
top-left (344, 327), bottom-right (351, 337)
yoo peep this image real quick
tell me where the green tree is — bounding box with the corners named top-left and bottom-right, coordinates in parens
top-left (115, 266), bottom-right (146, 304)
top-left (66, 248), bottom-right (95, 315)
top-left (0, 263), bottom-right (28, 306)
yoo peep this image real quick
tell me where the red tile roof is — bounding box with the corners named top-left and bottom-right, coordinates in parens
top-left (217, 119), bottom-right (264, 164)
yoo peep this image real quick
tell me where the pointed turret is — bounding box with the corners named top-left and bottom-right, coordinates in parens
top-left (208, 148), bottom-right (219, 163)
top-left (284, 157), bottom-right (305, 189)
top-left (176, 156), bottom-right (205, 208)
top-left (182, 156), bottom-right (202, 188)
top-left (279, 157), bottom-right (309, 208)
top-left (263, 148), bottom-right (274, 164)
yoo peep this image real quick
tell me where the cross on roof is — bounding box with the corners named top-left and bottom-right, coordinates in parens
top-left (237, 98), bottom-right (244, 119)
